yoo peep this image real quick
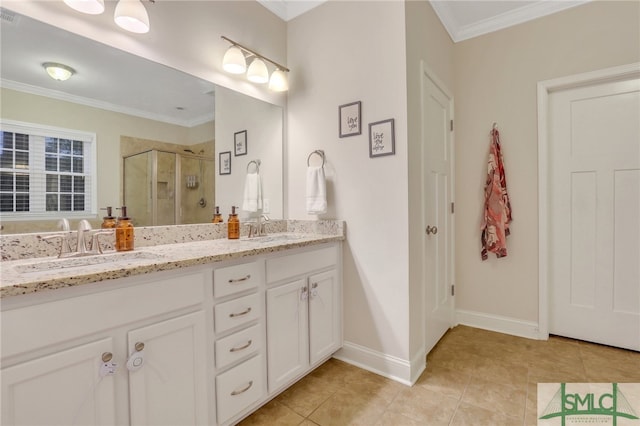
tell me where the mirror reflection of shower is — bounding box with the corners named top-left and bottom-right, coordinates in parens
top-left (184, 149), bottom-right (208, 209)
top-left (124, 149), bottom-right (214, 226)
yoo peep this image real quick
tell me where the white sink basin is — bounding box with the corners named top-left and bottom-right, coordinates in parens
top-left (14, 251), bottom-right (163, 274)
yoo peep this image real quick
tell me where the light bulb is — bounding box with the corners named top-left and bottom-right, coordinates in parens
top-left (247, 58), bottom-right (269, 84)
top-left (114, 0), bottom-right (150, 34)
top-left (222, 46), bottom-right (247, 74)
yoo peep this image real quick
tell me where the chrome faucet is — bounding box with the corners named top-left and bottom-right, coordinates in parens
top-left (258, 214), bottom-right (270, 236)
top-left (42, 219), bottom-right (113, 258)
top-left (246, 213), bottom-right (270, 238)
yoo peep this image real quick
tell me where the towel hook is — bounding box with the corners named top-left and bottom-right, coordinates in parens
top-left (247, 159), bottom-right (260, 173)
top-left (307, 150), bottom-right (325, 168)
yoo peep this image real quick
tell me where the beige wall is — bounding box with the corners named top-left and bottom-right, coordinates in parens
top-left (453, 1), bottom-right (640, 323)
top-left (288, 1), bottom-right (410, 365)
top-left (405, 0), bottom-right (455, 364)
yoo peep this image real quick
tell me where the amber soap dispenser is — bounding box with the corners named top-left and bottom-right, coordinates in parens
top-left (227, 206), bottom-right (239, 239)
top-left (212, 206), bottom-right (223, 223)
top-left (101, 206), bottom-right (117, 229)
top-left (115, 206), bottom-right (134, 252)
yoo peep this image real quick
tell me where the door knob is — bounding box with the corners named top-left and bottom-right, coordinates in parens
top-left (426, 225), bottom-right (438, 235)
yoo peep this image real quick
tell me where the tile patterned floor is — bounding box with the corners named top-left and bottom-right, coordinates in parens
top-left (238, 325), bottom-right (640, 426)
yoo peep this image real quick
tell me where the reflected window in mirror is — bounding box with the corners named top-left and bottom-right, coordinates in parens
top-left (0, 120), bottom-right (96, 220)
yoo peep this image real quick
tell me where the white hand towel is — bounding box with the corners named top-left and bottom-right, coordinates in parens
top-left (242, 172), bottom-right (262, 212)
top-left (306, 166), bottom-right (327, 214)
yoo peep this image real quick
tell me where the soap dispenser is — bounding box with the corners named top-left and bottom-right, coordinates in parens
top-left (212, 206), bottom-right (223, 223)
top-left (101, 207), bottom-right (117, 229)
top-left (115, 206), bottom-right (134, 252)
top-left (227, 206), bottom-right (240, 239)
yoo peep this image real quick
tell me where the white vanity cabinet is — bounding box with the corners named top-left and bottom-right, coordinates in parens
top-left (0, 268), bottom-right (210, 426)
top-left (265, 245), bottom-right (342, 393)
top-left (1, 239), bottom-right (343, 426)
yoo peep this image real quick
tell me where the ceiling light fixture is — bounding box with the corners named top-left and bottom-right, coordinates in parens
top-left (63, 0), bottom-right (105, 15)
top-left (114, 0), bottom-right (151, 34)
top-left (221, 36), bottom-right (290, 92)
top-left (43, 62), bottom-right (76, 81)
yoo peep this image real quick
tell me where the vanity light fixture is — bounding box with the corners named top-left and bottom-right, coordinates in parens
top-left (114, 0), bottom-right (152, 34)
top-left (221, 36), bottom-right (290, 92)
top-left (43, 62), bottom-right (76, 81)
top-left (222, 46), bottom-right (247, 74)
top-left (247, 58), bottom-right (269, 84)
top-left (63, 0), bottom-right (105, 15)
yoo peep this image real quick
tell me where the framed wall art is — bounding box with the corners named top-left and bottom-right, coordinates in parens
top-left (369, 118), bottom-right (395, 158)
top-left (339, 101), bottom-right (362, 138)
top-left (234, 130), bottom-right (247, 156)
top-left (219, 151), bottom-right (231, 175)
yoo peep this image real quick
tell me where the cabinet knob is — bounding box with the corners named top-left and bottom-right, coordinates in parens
top-left (102, 352), bottom-right (113, 362)
top-left (134, 342), bottom-right (145, 352)
top-left (426, 225), bottom-right (438, 235)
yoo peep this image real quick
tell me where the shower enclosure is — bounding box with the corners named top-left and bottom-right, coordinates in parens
top-left (123, 149), bottom-right (214, 226)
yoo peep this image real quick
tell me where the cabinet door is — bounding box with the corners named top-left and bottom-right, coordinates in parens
top-left (1, 338), bottom-right (116, 426)
top-left (127, 311), bottom-right (208, 426)
top-left (309, 269), bottom-right (342, 365)
top-left (266, 279), bottom-right (309, 392)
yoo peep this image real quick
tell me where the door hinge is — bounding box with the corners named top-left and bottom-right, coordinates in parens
top-left (451, 285), bottom-right (455, 296)
top-left (451, 202), bottom-right (455, 214)
top-left (450, 120), bottom-right (453, 132)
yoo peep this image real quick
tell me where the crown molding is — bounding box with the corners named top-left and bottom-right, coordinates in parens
top-left (430, 0), bottom-right (592, 43)
top-left (1, 79), bottom-right (213, 128)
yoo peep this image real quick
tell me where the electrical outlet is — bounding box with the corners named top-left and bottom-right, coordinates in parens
top-left (262, 199), bottom-right (270, 214)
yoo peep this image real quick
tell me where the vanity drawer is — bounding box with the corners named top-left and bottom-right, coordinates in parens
top-left (214, 293), bottom-right (260, 333)
top-left (213, 261), bottom-right (261, 299)
top-left (215, 324), bottom-right (261, 369)
top-left (266, 245), bottom-right (337, 283)
top-left (216, 355), bottom-right (265, 424)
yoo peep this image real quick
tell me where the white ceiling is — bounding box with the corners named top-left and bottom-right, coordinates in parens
top-left (257, 0), bottom-right (592, 42)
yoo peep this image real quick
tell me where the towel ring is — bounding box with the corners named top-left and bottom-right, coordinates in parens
top-left (307, 150), bottom-right (325, 167)
top-left (247, 159), bottom-right (260, 173)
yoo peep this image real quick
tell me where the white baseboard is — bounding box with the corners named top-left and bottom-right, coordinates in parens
top-left (334, 341), bottom-right (424, 386)
top-left (455, 309), bottom-right (542, 340)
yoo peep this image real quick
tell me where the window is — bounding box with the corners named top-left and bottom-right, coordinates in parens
top-left (0, 120), bottom-right (96, 220)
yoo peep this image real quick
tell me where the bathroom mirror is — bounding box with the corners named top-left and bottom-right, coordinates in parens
top-left (0, 10), bottom-right (283, 233)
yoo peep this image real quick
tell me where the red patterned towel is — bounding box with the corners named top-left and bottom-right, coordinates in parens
top-left (481, 128), bottom-right (512, 260)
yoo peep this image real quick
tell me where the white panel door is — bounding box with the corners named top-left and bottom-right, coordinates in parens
top-left (549, 77), bottom-right (640, 350)
top-left (422, 67), bottom-right (454, 354)
top-left (309, 269), bottom-right (341, 365)
top-left (127, 311), bottom-right (208, 425)
top-left (266, 279), bottom-right (309, 392)
top-left (1, 338), bottom-right (116, 426)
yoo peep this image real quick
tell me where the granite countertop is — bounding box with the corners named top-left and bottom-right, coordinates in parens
top-left (0, 232), bottom-right (343, 299)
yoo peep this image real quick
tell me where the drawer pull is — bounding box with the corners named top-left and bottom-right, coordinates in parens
top-left (229, 340), bottom-right (253, 353)
top-left (231, 380), bottom-right (253, 396)
top-left (228, 274), bottom-right (251, 284)
top-left (229, 307), bottom-right (252, 318)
